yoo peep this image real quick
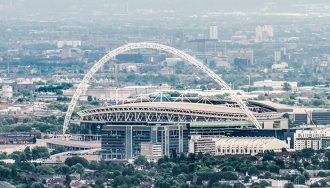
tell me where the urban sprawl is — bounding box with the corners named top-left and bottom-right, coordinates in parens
top-left (0, 1), bottom-right (330, 188)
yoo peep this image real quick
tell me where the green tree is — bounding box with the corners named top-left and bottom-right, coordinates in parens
top-left (13, 125), bottom-right (32, 132)
top-left (36, 166), bottom-right (55, 175)
top-left (248, 166), bottom-right (259, 176)
top-left (95, 178), bottom-right (106, 188)
top-left (294, 175), bottom-right (306, 184)
top-left (30, 182), bottom-right (46, 188)
top-left (53, 184), bottom-right (65, 188)
top-left (87, 96), bottom-right (93, 101)
top-left (70, 163), bottom-right (85, 175)
top-left (220, 171), bottom-right (238, 180)
top-left (263, 150), bottom-right (275, 161)
top-left (5, 118), bottom-right (15, 125)
top-left (55, 164), bottom-right (71, 175)
top-left (32, 146), bottom-right (50, 159)
top-left (65, 156), bottom-right (89, 167)
top-left (320, 161), bottom-right (330, 170)
top-left (50, 146), bottom-right (66, 155)
top-left (0, 166), bottom-right (11, 179)
top-left (312, 99), bottom-right (325, 107)
top-left (264, 172), bottom-right (271, 179)
top-left (211, 183), bottom-right (232, 188)
top-left (11, 166), bottom-right (17, 178)
top-left (9, 151), bottom-right (24, 163)
top-left (257, 94), bottom-right (265, 100)
top-left (64, 174), bottom-right (71, 187)
top-left (24, 147), bottom-right (32, 160)
top-left (325, 150), bottom-right (330, 160)
top-left (283, 82), bottom-right (292, 91)
top-left (284, 183), bottom-right (294, 188)
top-left (298, 148), bottom-right (315, 158)
top-left (269, 164), bottom-right (280, 174)
top-left (233, 183), bottom-right (246, 188)
top-left (222, 165), bottom-right (235, 172)
top-left (23, 118), bottom-right (32, 123)
top-left (134, 155), bottom-right (148, 166)
top-left (21, 89), bottom-right (32, 97)
top-left (0, 152), bottom-right (7, 159)
top-left (244, 176), bottom-right (250, 183)
top-left (251, 180), bottom-right (268, 188)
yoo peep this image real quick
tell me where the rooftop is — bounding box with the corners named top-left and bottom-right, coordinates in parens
top-left (249, 100), bottom-right (293, 113)
top-left (45, 138), bottom-right (100, 149)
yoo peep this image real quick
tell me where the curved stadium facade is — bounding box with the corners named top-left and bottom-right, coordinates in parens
top-left (78, 100), bottom-right (288, 160)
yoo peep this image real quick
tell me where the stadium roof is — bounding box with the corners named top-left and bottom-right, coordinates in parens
top-left (249, 100), bottom-right (293, 113)
top-left (117, 102), bottom-right (245, 114)
top-left (213, 137), bottom-right (289, 150)
top-left (78, 101), bottom-right (282, 123)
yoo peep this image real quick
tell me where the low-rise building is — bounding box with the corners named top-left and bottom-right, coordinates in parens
top-left (189, 135), bottom-right (216, 155)
top-left (294, 128), bottom-right (330, 150)
top-left (1, 85), bottom-right (13, 99)
top-left (38, 175), bottom-right (65, 187)
top-left (272, 62), bottom-right (288, 70)
top-left (189, 136), bottom-right (289, 156)
top-left (253, 80), bottom-right (298, 91)
top-left (0, 132), bottom-right (36, 144)
top-left (279, 169), bottom-right (300, 176)
top-left (140, 142), bottom-right (162, 160)
top-left (305, 170), bottom-right (330, 178)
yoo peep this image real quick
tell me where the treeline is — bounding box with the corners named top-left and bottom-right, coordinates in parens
top-left (36, 83), bottom-right (73, 93)
top-left (0, 116), bottom-right (63, 133)
top-left (0, 148), bottom-right (330, 187)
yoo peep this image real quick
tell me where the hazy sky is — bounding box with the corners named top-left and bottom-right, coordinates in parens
top-left (1, 0), bottom-right (330, 21)
top-left (3, 0), bottom-right (330, 12)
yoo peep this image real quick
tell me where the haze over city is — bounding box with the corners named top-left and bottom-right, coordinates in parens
top-left (0, 1), bottom-right (330, 188)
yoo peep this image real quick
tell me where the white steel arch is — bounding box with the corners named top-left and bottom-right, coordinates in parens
top-left (63, 42), bottom-right (261, 134)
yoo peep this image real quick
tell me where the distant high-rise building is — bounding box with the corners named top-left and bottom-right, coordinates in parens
top-left (255, 25), bottom-right (274, 42)
top-left (227, 48), bottom-right (254, 65)
top-left (209, 25), bottom-right (218, 40)
top-left (274, 50), bottom-right (282, 62)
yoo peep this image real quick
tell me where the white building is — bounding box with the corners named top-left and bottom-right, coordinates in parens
top-left (57, 40), bottom-right (82, 48)
top-left (215, 137), bottom-right (289, 155)
top-left (272, 62), bottom-right (288, 70)
top-left (214, 56), bottom-right (231, 69)
top-left (256, 25), bottom-right (274, 42)
top-left (253, 80), bottom-right (298, 91)
top-left (294, 129), bottom-right (330, 151)
top-left (63, 85), bottom-right (170, 101)
top-left (210, 25), bottom-right (219, 40)
top-left (189, 135), bottom-right (216, 155)
top-left (190, 136), bottom-right (289, 156)
top-left (1, 85), bottom-right (13, 99)
top-left (165, 57), bottom-right (183, 67)
top-left (140, 142), bottom-right (162, 160)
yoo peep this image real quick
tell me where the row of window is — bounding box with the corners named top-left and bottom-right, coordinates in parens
top-left (217, 148), bottom-right (262, 154)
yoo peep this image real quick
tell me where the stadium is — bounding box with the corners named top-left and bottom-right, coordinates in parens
top-left (59, 42), bottom-right (293, 161)
top-left (77, 99), bottom-right (289, 160)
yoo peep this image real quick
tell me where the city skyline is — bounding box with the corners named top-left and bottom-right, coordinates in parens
top-left (0, 0), bottom-right (330, 188)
